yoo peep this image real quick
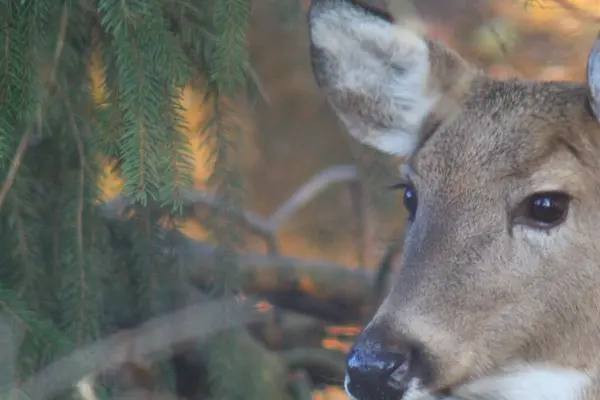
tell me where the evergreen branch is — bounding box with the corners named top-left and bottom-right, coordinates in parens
top-left (0, 1), bottom-right (69, 212)
top-left (0, 1), bottom-right (73, 211)
top-left (156, 85), bottom-right (195, 213)
top-left (6, 180), bottom-right (43, 302)
top-left (208, 0), bottom-right (252, 93)
top-left (197, 97), bottom-right (247, 303)
top-left (0, 283), bottom-right (70, 378)
top-left (97, 0), bottom-right (194, 207)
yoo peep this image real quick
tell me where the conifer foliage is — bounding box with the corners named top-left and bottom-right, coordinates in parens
top-left (0, 0), bottom-right (266, 398)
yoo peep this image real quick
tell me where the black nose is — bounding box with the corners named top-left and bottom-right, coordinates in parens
top-left (344, 328), bottom-right (433, 400)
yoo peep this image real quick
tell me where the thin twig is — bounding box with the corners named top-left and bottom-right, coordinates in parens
top-left (247, 66), bottom-right (271, 105)
top-left (0, 131), bottom-right (31, 213)
top-left (49, 5), bottom-right (69, 83)
top-left (267, 165), bottom-right (358, 228)
top-left (0, 3), bottom-right (70, 212)
top-left (65, 95), bottom-right (88, 345)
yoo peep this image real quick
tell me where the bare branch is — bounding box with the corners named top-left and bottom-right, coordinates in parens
top-left (267, 165), bottom-right (358, 228)
top-left (103, 188), bottom-right (273, 237)
top-left (103, 164), bottom-right (361, 259)
top-left (104, 165), bottom-right (359, 232)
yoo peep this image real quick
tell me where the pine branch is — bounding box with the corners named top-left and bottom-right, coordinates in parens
top-left (97, 0), bottom-right (194, 208)
top-left (4, 176), bottom-right (43, 303)
top-left (156, 85), bottom-right (195, 213)
top-left (208, 0), bottom-right (252, 93)
top-left (0, 283), bottom-right (70, 383)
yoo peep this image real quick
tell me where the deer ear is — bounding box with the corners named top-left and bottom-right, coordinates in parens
top-left (587, 33), bottom-right (600, 121)
top-left (308, 0), bottom-right (477, 157)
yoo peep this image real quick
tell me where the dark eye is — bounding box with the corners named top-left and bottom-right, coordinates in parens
top-left (516, 191), bottom-right (570, 229)
top-left (402, 185), bottom-right (418, 218)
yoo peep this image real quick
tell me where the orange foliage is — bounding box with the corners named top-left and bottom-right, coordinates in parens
top-left (321, 338), bottom-right (352, 353)
top-left (326, 325), bottom-right (361, 336)
top-left (313, 386), bottom-right (350, 400)
top-left (254, 300), bottom-right (274, 313)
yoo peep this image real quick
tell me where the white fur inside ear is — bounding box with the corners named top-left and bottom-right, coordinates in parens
top-left (356, 125), bottom-right (421, 156)
top-left (452, 366), bottom-right (591, 400)
top-left (309, 2), bottom-right (437, 157)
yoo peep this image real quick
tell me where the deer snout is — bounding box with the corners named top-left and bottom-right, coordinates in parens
top-left (345, 324), bottom-right (436, 400)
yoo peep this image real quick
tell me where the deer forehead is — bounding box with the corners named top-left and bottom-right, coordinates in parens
top-left (406, 81), bottom-right (591, 188)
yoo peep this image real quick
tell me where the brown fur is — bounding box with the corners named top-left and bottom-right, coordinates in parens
top-left (308, 0), bottom-right (600, 398)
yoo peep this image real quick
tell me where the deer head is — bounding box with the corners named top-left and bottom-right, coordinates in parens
top-left (308, 0), bottom-right (600, 399)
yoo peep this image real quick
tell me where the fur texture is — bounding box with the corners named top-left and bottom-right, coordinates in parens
top-left (308, 0), bottom-right (600, 399)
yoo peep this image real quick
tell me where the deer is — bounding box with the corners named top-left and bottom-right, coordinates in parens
top-left (307, 0), bottom-right (600, 399)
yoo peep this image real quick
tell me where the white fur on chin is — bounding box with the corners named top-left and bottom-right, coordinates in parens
top-left (345, 365), bottom-right (589, 400)
top-left (452, 365), bottom-right (591, 400)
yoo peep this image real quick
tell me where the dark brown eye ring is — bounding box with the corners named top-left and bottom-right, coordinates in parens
top-left (514, 191), bottom-right (570, 230)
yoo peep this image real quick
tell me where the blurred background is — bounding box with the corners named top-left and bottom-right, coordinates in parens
top-left (101, 1), bottom-right (600, 397)
top-left (1, 0), bottom-right (599, 399)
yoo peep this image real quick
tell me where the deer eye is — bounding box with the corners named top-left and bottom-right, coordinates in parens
top-left (402, 185), bottom-right (418, 219)
top-left (389, 182), bottom-right (418, 220)
top-left (514, 191), bottom-right (570, 230)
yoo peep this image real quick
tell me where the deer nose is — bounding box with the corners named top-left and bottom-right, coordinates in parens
top-left (345, 344), bottom-right (412, 399)
top-left (344, 327), bottom-right (433, 400)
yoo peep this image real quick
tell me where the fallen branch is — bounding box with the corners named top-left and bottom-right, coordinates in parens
top-left (177, 238), bottom-right (375, 323)
top-left (13, 297), bottom-right (271, 400)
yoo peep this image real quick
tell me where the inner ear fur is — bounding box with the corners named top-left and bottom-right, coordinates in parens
top-left (307, 0), bottom-right (479, 156)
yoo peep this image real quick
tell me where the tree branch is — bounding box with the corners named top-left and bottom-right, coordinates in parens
top-left (177, 238), bottom-right (375, 323)
top-left (103, 165), bottom-right (359, 246)
top-left (266, 165), bottom-right (358, 228)
top-left (101, 164), bottom-right (374, 322)
top-left (12, 297), bottom-right (271, 400)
